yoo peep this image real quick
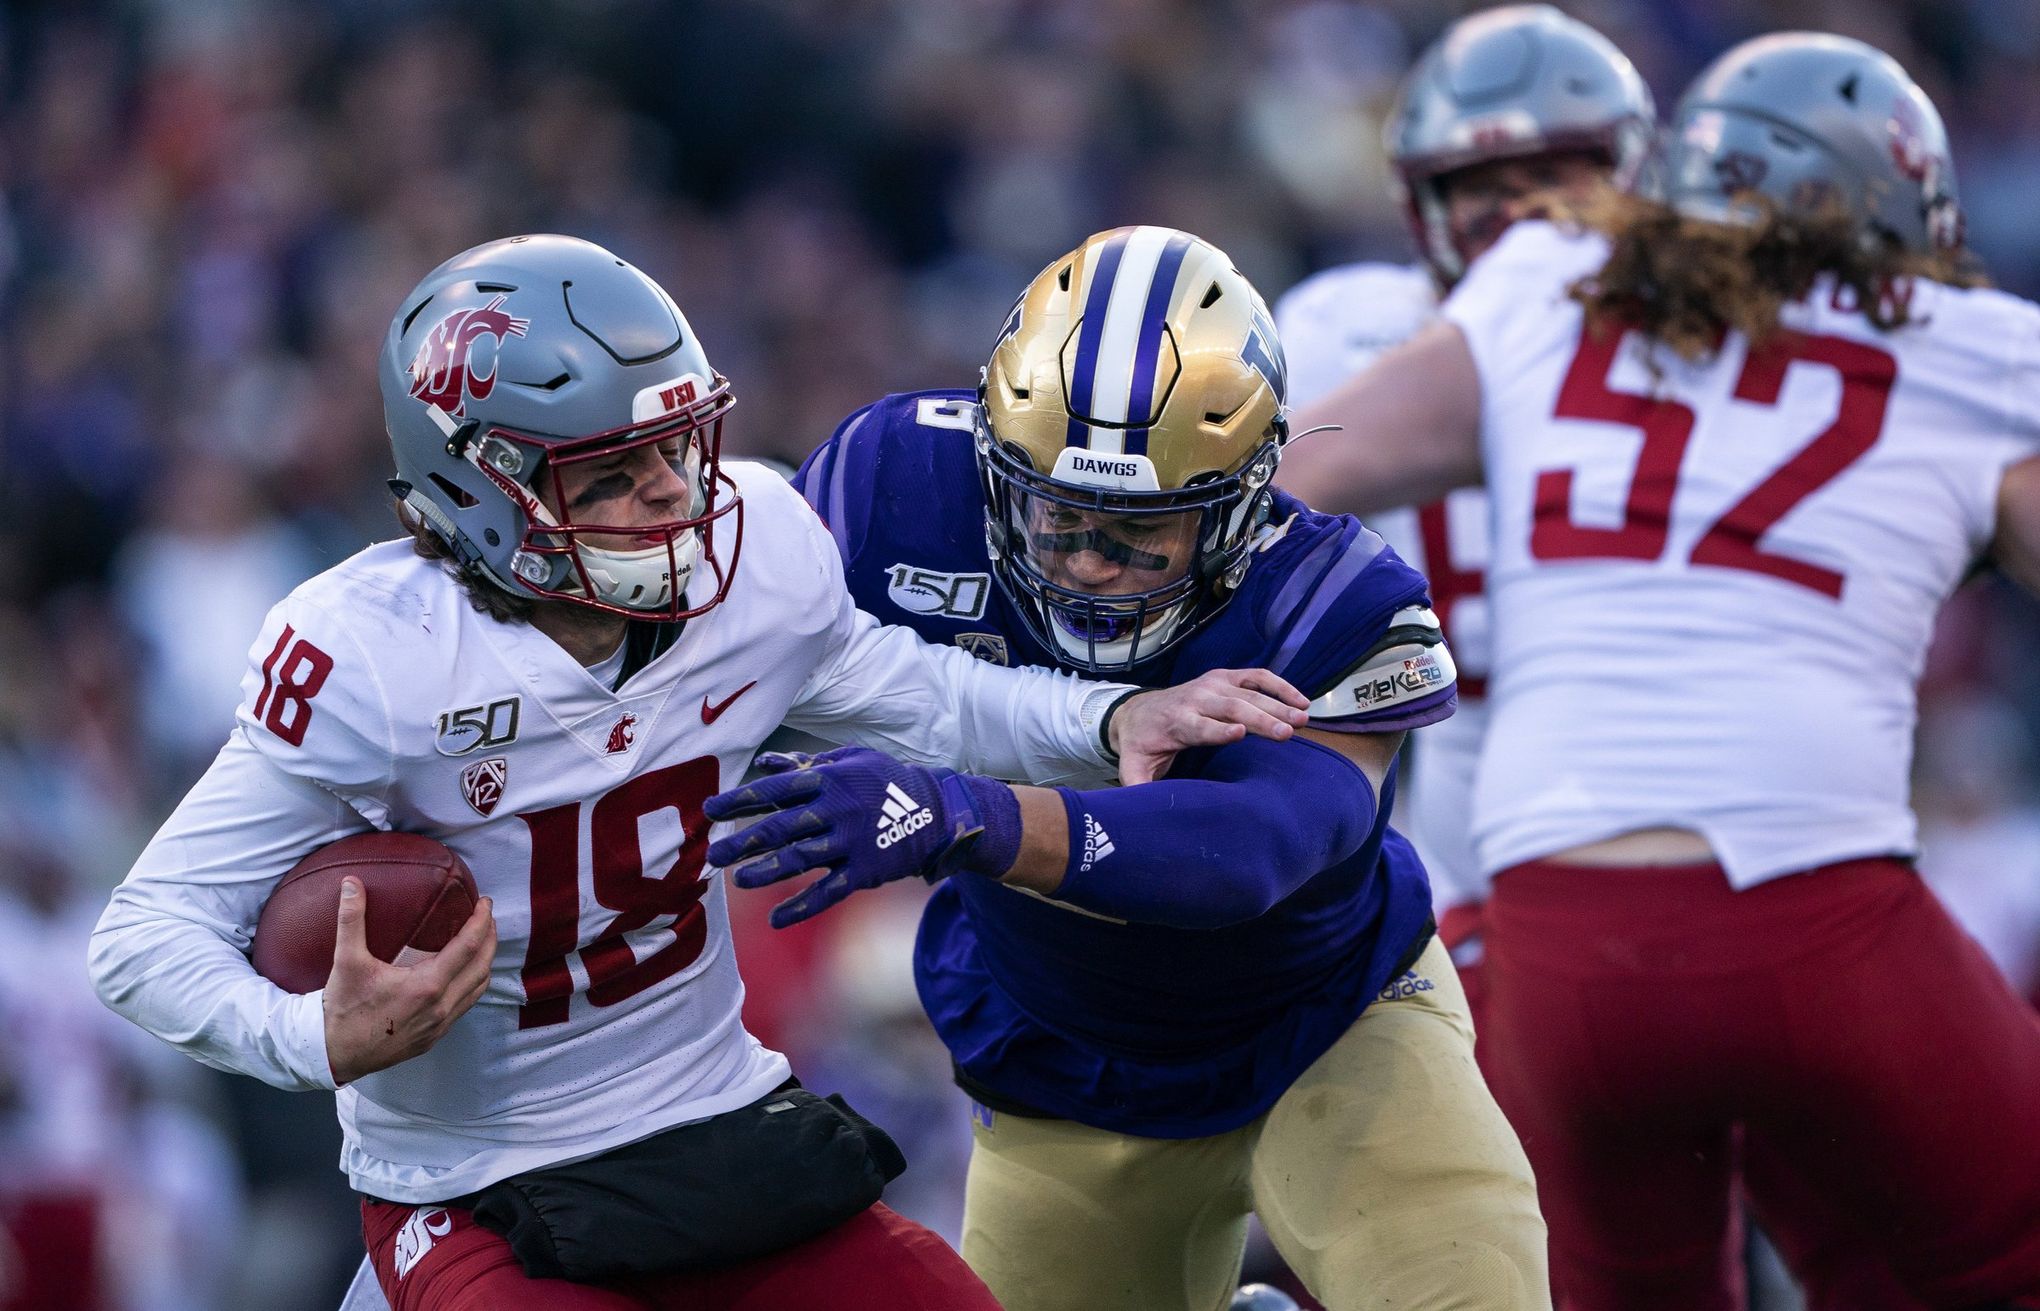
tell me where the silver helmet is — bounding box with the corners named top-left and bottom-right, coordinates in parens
top-left (1388, 4), bottom-right (1655, 282)
top-left (1664, 32), bottom-right (1961, 254)
top-left (380, 234), bottom-right (741, 621)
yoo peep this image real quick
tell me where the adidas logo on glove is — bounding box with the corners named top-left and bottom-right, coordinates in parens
top-left (875, 782), bottom-right (934, 849)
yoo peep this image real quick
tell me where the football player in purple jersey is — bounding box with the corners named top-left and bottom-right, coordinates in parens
top-left (708, 227), bottom-right (1550, 1311)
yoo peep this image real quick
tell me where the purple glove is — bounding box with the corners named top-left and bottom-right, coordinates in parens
top-left (704, 746), bottom-right (1022, 928)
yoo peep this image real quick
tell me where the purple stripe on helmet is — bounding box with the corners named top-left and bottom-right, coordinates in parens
top-left (1271, 524), bottom-right (1389, 673)
top-left (1122, 232), bottom-right (1193, 457)
top-left (1064, 231), bottom-right (1131, 448)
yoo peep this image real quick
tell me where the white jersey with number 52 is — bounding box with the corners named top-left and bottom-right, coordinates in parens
top-left (1276, 261), bottom-right (1492, 912)
top-left (91, 465), bottom-right (1125, 1203)
top-left (1445, 221), bottom-right (2040, 886)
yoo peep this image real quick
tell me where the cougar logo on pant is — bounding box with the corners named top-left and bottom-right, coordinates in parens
top-left (393, 1207), bottom-right (454, 1280)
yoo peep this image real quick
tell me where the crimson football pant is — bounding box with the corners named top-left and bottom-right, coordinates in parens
top-left (361, 1198), bottom-right (1002, 1311)
top-left (1479, 856), bottom-right (2040, 1311)
top-left (1455, 896), bottom-right (1934, 1310)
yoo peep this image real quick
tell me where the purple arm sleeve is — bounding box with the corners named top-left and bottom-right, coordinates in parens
top-left (1048, 734), bottom-right (1378, 930)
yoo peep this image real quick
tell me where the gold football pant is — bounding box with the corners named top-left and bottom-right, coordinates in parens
top-left (958, 939), bottom-right (1550, 1311)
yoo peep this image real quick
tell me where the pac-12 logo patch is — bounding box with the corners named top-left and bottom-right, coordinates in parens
top-left (408, 295), bottom-right (531, 417)
top-left (888, 564), bottom-right (991, 620)
top-left (460, 758), bottom-right (508, 818)
top-left (954, 632), bottom-right (1009, 665)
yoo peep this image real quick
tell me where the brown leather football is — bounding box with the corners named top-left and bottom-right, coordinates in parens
top-left (253, 832), bottom-right (479, 994)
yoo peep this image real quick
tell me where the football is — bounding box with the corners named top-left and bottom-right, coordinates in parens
top-left (252, 832), bottom-right (480, 994)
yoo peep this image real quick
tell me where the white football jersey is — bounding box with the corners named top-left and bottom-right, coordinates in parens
top-left (1444, 221), bottom-right (2040, 886)
top-left (1276, 261), bottom-right (1491, 910)
top-left (92, 465), bottom-right (1129, 1202)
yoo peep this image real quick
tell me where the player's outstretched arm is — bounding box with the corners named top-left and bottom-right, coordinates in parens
top-left (322, 877), bottom-right (495, 1086)
top-left (786, 597), bottom-right (1305, 787)
top-left (1274, 318), bottom-right (1485, 518)
top-left (705, 727), bottom-right (1398, 930)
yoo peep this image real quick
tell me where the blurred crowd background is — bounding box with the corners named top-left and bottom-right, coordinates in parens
top-left (4, 0), bottom-right (2040, 1307)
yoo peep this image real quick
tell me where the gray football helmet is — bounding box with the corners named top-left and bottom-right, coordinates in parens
top-left (379, 234), bottom-right (741, 621)
top-left (1388, 4), bottom-right (1655, 282)
top-left (1664, 33), bottom-right (1961, 254)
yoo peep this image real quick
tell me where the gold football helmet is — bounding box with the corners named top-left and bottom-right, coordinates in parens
top-left (977, 226), bottom-right (1288, 671)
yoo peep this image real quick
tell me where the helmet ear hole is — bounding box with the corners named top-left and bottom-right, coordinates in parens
top-left (427, 473), bottom-right (479, 509)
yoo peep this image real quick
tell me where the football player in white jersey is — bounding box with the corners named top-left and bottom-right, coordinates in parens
top-left (1275, 4), bottom-right (1653, 1005)
top-left (1280, 33), bottom-right (2040, 1311)
top-left (87, 235), bottom-right (1309, 1311)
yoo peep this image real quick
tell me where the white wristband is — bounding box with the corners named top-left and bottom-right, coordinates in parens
top-left (1077, 682), bottom-right (1142, 763)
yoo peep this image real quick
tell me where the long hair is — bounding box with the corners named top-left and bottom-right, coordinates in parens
top-left (1564, 190), bottom-right (1988, 360)
top-left (397, 503), bottom-right (537, 624)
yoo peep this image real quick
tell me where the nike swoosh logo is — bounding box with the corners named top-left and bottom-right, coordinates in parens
top-left (701, 681), bottom-right (758, 725)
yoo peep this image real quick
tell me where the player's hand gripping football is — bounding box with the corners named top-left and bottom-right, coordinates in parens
top-left (706, 747), bottom-right (1015, 928)
top-left (322, 878), bottom-right (496, 1086)
top-left (1107, 667), bottom-right (1309, 784)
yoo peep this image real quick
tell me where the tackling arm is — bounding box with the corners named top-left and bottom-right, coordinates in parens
top-left (1274, 319), bottom-right (1487, 517)
top-left (711, 578), bottom-right (1445, 929)
top-left (708, 728), bottom-right (1397, 930)
top-left (1004, 728), bottom-right (1399, 929)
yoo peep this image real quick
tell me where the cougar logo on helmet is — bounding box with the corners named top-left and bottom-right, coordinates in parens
top-left (1887, 97), bottom-right (1936, 185)
top-left (1665, 34), bottom-right (1963, 254)
top-left (408, 295), bottom-right (532, 417)
top-left (381, 235), bottom-right (742, 624)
